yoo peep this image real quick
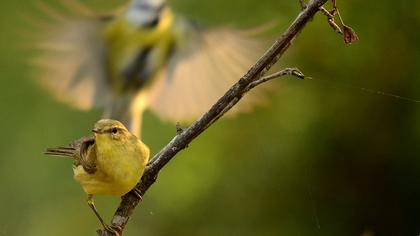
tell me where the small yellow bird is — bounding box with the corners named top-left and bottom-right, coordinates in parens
top-left (45, 119), bottom-right (150, 233)
top-left (31, 0), bottom-right (268, 137)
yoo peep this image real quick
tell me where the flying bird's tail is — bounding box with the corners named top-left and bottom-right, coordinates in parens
top-left (104, 92), bottom-right (148, 138)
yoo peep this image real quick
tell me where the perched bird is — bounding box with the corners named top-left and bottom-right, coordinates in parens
top-left (31, 0), bottom-right (268, 136)
top-left (45, 119), bottom-right (150, 234)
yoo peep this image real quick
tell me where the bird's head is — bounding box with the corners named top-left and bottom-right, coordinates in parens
top-left (92, 119), bottom-right (132, 142)
top-left (125, 0), bottom-right (170, 28)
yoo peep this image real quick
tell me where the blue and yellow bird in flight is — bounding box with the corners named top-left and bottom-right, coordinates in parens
top-left (31, 0), bottom-right (269, 136)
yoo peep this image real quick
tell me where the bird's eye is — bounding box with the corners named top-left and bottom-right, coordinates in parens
top-left (111, 128), bottom-right (118, 134)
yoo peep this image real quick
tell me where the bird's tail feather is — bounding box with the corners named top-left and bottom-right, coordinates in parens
top-left (44, 146), bottom-right (76, 157)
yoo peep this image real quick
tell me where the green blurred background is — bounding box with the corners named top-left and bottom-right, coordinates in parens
top-left (1, 0), bottom-right (420, 235)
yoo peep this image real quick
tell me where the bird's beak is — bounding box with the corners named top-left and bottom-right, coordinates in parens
top-left (92, 129), bottom-right (101, 134)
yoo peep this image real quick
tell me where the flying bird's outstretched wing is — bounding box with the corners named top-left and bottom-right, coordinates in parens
top-left (30, 0), bottom-right (112, 110)
top-left (146, 20), bottom-right (271, 123)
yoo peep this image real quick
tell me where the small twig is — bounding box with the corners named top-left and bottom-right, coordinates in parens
top-left (175, 122), bottom-right (183, 135)
top-left (335, 8), bottom-right (345, 26)
top-left (319, 6), bottom-right (334, 18)
top-left (299, 0), bottom-right (307, 10)
top-left (245, 68), bottom-right (305, 92)
top-left (319, 6), bottom-right (342, 34)
top-left (319, 1), bottom-right (359, 44)
top-left (331, 0), bottom-right (337, 8)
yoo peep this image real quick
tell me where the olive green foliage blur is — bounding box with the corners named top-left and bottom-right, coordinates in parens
top-left (1, 0), bottom-right (420, 235)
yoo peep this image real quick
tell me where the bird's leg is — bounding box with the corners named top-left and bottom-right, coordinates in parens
top-left (87, 194), bottom-right (122, 236)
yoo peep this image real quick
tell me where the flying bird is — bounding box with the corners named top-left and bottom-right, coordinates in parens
top-left (31, 0), bottom-right (269, 136)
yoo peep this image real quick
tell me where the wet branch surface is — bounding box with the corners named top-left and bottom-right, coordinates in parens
top-left (98, 0), bottom-right (329, 235)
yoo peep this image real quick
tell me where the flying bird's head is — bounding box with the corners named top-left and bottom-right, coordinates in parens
top-left (92, 119), bottom-right (132, 142)
top-left (125, 0), bottom-right (169, 28)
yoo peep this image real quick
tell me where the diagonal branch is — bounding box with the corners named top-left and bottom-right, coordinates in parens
top-left (98, 0), bottom-right (329, 235)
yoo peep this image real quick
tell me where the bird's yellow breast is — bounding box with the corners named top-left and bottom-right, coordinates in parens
top-left (74, 135), bottom-right (149, 197)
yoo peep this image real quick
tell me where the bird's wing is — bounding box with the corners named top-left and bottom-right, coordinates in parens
top-left (45, 136), bottom-right (97, 174)
top-left (29, 0), bottom-right (112, 110)
top-left (146, 20), bottom-right (272, 123)
top-left (78, 136), bottom-right (97, 173)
